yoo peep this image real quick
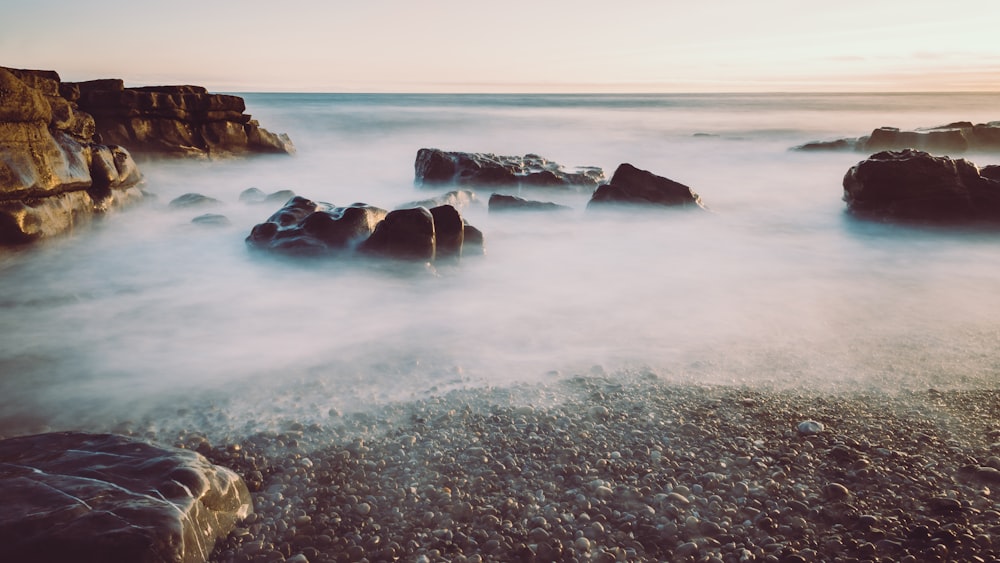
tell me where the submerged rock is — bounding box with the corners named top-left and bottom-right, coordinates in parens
top-left (246, 196), bottom-right (483, 262)
top-left (0, 432), bottom-right (251, 563)
top-left (842, 149), bottom-right (1000, 222)
top-left (488, 193), bottom-right (572, 213)
top-left (587, 163), bottom-right (705, 209)
top-left (414, 148), bottom-right (604, 189)
top-left (170, 192), bottom-right (221, 209)
top-left (239, 187), bottom-right (296, 205)
top-left (793, 121), bottom-right (1000, 154)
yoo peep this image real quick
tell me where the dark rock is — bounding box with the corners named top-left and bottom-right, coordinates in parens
top-left (981, 165), bottom-right (1000, 182)
top-left (246, 197), bottom-right (484, 263)
top-left (587, 163), bottom-right (705, 209)
top-left (239, 187), bottom-right (296, 205)
top-left (792, 121), bottom-right (1000, 154)
top-left (0, 432), bottom-right (252, 563)
top-left (192, 213), bottom-right (231, 227)
top-left (462, 223), bottom-right (486, 256)
top-left (247, 196), bottom-right (387, 255)
top-left (842, 149), bottom-right (1000, 222)
top-left (414, 148), bottom-right (604, 189)
top-left (361, 207), bottom-right (436, 261)
top-left (170, 193), bottom-right (221, 209)
top-left (488, 193), bottom-right (571, 213)
top-left (0, 67), bottom-right (145, 245)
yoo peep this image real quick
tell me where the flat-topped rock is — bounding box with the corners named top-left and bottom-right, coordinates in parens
top-left (842, 149), bottom-right (1000, 222)
top-left (488, 193), bottom-right (571, 213)
top-left (414, 148), bottom-right (604, 189)
top-left (587, 163), bottom-right (705, 210)
top-left (0, 432), bottom-right (252, 563)
top-left (794, 121), bottom-right (1000, 154)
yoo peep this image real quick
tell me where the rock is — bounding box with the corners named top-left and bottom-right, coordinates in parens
top-left (796, 420), bottom-right (825, 435)
top-left (170, 193), bottom-right (221, 209)
top-left (246, 197), bottom-right (483, 262)
top-left (0, 67), bottom-right (145, 245)
top-left (587, 163), bottom-right (705, 209)
top-left (67, 81), bottom-right (294, 157)
top-left (239, 187), bottom-right (296, 205)
top-left (192, 213), bottom-right (231, 227)
top-left (488, 193), bottom-right (571, 213)
top-left (792, 121), bottom-right (1000, 154)
top-left (0, 432), bottom-right (251, 563)
top-left (247, 196), bottom-right (388, 256)
top-left (361, 207), bottom-right (436, 261)
top-left (842, 149), bottom-right (1000, 222)
top-left (414, 148), bottom-right (604, 189)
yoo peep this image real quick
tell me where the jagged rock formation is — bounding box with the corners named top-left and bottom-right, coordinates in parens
top-left (794, 121), bottom-right (1000, 153)
top-left (0, 432), bottom-right (252, 563)
top-left (0, 67), bottom-right (144, 244)
top-left (587, 163), bottom-right (706, 210)
top-left (842, 149), bottom-right (1000, 222)
top-left (246, 196), bottom-right (484, 261)
top-left (66, 80), bottom-right (294, 157)
top-left (414, 149), bottom-right (604, 189)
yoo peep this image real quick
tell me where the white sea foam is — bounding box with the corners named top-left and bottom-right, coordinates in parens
top-left (2, 93), bottom-right (999, 438)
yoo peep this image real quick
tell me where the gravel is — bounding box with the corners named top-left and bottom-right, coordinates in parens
top-left (170, 375), bottom-right (1000, 562)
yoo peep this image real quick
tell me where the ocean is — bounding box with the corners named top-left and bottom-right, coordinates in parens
top-left (1, 93), bottom-right (999, 440)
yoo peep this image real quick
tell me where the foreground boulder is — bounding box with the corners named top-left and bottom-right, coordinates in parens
top-left (587, 163), bottom-right (705, 209)
top-left (0, 432), bottom-right (252, 563)
top-left (843, 149), bottom-right (1000, 222)
top-left (794, 121), bottom-right (1000, 153)
top-left (66, 80), bottom-right (294, 157)
top-left (246, 196), bottom-right (483, 261)
top-left (0, 67), bottom-right (144, 244)
top-left (415, 148), bottom-right (604, 189)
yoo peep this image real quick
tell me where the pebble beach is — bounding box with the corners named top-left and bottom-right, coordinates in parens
top-left (157, 374), bottom-right (1000, 563)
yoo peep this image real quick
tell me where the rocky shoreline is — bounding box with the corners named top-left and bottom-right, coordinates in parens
top-left (135, 376), bottom-right (1000, 563)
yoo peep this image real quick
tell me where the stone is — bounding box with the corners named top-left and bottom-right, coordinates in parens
top-left (246, 196), bottom-right (388, 256)
top-left (429, 205), bottom-right (464, 260)
top-left (192, 213), bottom-right (231, 227)
top-left (796, 420), bottom-right (824, 435)
top-left (792, 121), bottom-right (1000, 154)
top-left (361, 207), bottom-right (437, 261)
top-left (842, 149), bottom-right (1000, 222)
top-left (400, 189), bottom-right (478, 211)
top-left (239, 187), bottom-right (296, 205)
top-left (0, 67), bottom-right (145, 245)
top-left (0, 432), bottom-right (252, 563)
top-left (488, 193), bottom-right (571, 213)
top-left (587, 163), bottom-right (705, 209)
top-left (170, 193), bottom-right (222, 209)
top-left (414, 148), bottom-right (604, 189)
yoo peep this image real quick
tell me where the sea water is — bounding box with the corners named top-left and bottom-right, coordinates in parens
top-left (1, 93), bottom-right (999, 439)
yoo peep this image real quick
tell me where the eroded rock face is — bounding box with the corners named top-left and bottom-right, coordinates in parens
top-left (246, 196), bottom-right (482, 262)
top-left (0, 67), bottom-right (145, 244)
top-left (587, 163), bottom-right (705, 209)
top-left (68, 81), bottom-right (294, 157)
top-left (794, 121), bottom-right (1000, 153)
top-left (0, 432), bottom-right (252, 563)
top-left (842, 149), bottom-right (1000, 222)
top-left (414, 148), bottom-right (604, 189)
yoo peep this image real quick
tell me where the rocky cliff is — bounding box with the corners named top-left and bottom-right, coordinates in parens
top-left (0, 67), bottom-right (144, 244)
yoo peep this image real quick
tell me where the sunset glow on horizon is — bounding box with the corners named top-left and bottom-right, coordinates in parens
top-left (2, 0), bottom-right (999, 93)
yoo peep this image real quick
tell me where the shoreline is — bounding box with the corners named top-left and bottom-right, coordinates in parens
top-left (159, 375), bottom-right (1000, 562)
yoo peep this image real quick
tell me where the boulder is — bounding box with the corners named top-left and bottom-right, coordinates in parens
top-left (239, 187), bottom-right (296, 205)
top-left (488, 193), bottom-right (571, 213)
top-left (0, 67), bottom-right (145, 245)
top-left (246, 197), bottom-right (483, 262)
top-left (842, 149), bottom-right (1000, 222)
top-left (414, 148), bottom-right (604, 189)
top-left (169, 193), bottom-right (221, 209)
top-left (793, 121), bottom-right (1000, 154)
top-left (587, 163), bottom-right (705, 209)
top-left (0, 432), bottom-right (252, 563)
top-left (400, 189), bottom-right (478, 211)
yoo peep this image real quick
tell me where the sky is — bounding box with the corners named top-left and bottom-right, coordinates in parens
top-left (2, 0), bottom-right (999, 93)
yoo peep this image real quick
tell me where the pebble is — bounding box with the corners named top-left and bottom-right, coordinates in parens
top-left (796, 420), bottom-right (824, 435)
